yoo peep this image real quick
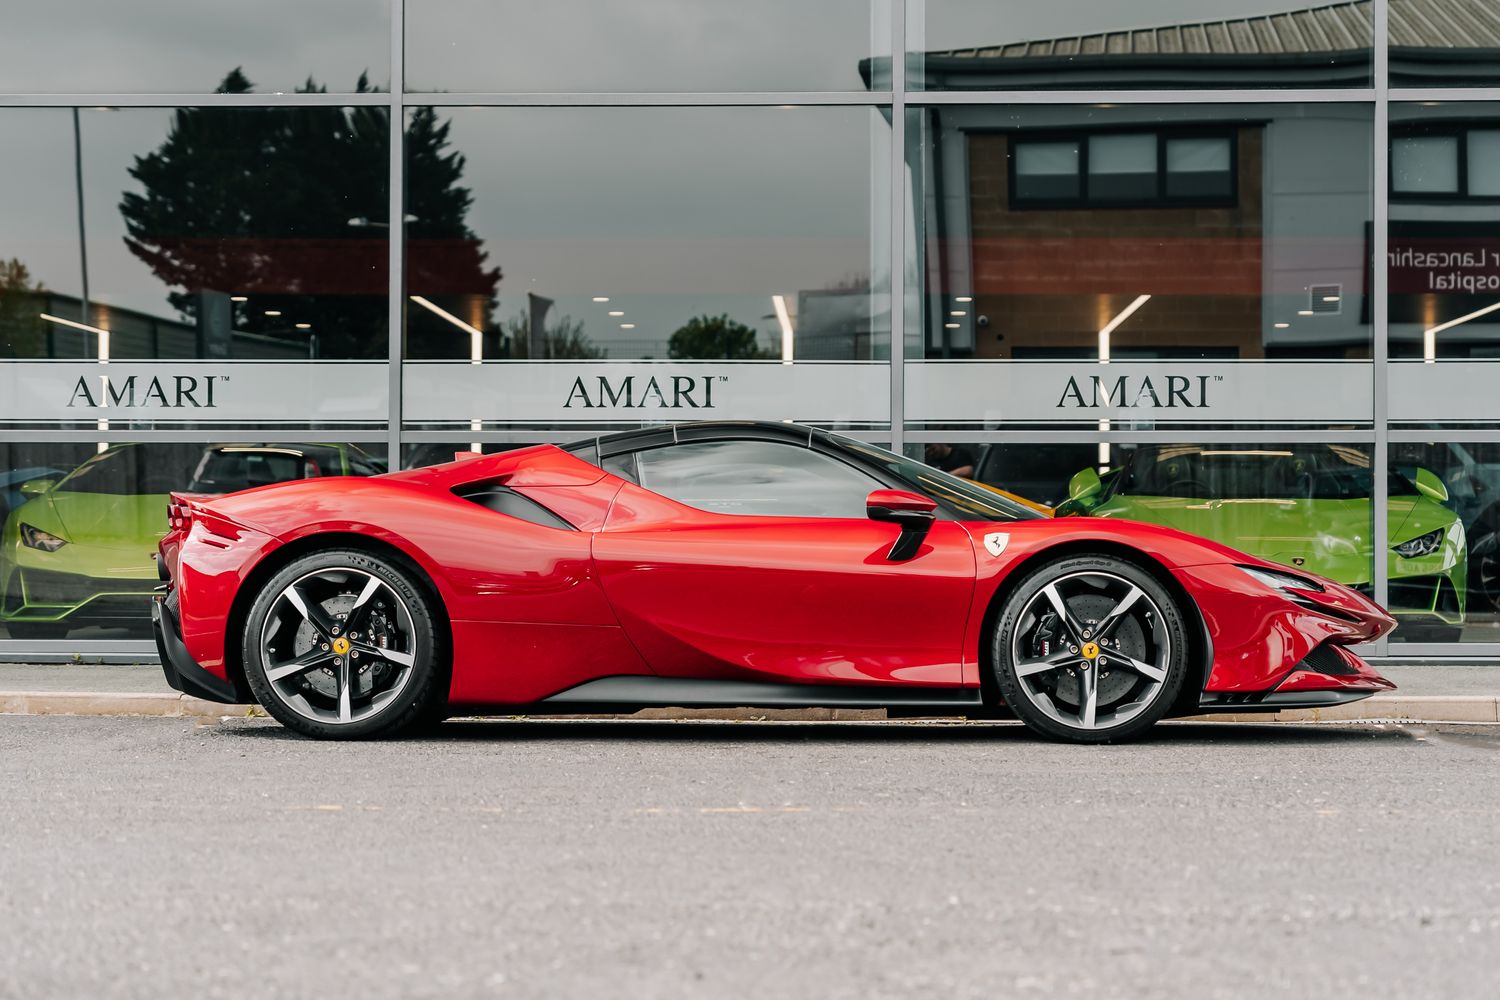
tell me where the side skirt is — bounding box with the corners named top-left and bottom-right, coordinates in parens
top-left (535, 676), bottom-right (985, 712)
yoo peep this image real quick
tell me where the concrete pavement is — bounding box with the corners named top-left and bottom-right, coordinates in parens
top-left (1, 714), bottom-right (1497, 999)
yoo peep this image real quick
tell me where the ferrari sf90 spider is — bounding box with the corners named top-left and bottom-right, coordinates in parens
top-left (154, 421), bottom-right (1396, 743)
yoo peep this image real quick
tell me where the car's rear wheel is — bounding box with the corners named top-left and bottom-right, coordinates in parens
top-left (992, 554), bottom-right (1189, 744)
top-left (242, 549), bottom-right (444, 739)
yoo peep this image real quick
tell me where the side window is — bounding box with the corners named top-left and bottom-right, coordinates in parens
top-left (634, 440), bottom-right (879, 518)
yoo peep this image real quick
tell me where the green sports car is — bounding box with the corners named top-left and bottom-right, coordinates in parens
top-left (1055, 444), bottom-right (1466, 641)
top-left (1, 443), bottom-right (385, 640)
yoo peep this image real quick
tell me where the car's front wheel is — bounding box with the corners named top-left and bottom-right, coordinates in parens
top-left (992, 554), bottom-right (1190, 744)
top-left (242, 548), bottom-right (445, 739)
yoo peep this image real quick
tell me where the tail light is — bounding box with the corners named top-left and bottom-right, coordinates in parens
top-left (166, 494), bottom-right (196, 532)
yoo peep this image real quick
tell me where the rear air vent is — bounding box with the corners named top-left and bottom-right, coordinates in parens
top-left (454, 484), bottom-right (576, 530)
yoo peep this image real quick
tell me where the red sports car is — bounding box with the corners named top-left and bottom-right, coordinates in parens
top-left (153, 421), bottom-right (1396, 743)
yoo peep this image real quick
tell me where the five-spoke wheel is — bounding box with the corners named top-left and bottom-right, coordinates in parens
top-left (243, 549), bottom-right (444, 739)
top-left (993, 554), bottom-right (1189, 743)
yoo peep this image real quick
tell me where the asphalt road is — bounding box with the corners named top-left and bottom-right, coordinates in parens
top-left (1, 716), bottom-right (1497, 1000)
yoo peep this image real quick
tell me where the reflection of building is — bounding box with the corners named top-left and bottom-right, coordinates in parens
top-left (10, 292), bottom-right (310, 360)
top-left (912, 103), bottom-right (1372, 361)
top-left (1389, 105), bottom-right (1500, 359)
top-left (909, 2), bottom-right (1375, 89)
top-left (899, 0), bottom-right (1500, 90)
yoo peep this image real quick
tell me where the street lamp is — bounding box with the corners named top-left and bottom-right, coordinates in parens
top-left (346, 214), bottom-right (420, 229)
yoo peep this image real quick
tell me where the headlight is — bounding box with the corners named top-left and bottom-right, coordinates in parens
top-left (1238, 564), bottom-right (1326, 596)
top-left (19, 523), bottom-right (68, 553)
top-left (1392, 528), bottom-right (1444, 559)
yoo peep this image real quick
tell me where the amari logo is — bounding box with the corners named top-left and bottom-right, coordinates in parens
top-left (564, 374), bottom-right (719, 410)
top-left (1056, 374), bottom-right (1219, 410)
top-left (67, 374), bottom-right (223, 409)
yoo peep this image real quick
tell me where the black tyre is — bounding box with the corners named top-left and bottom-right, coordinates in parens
top-left (1467, 517), bottom-right (1500, 615)
top-left (242, 548), bottom-right (446, 740)
top-left (992, 554), bottom-right (1190, 744)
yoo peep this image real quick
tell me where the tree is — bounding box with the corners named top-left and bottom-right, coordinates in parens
top-left (119, 69), bottom-right (498, 359)
top-left (0, 258), bottom-right (46, 359)
top-left (501, 313), bottom-right (604, 360)
top-left (667, 313), bottom-right (774, 360)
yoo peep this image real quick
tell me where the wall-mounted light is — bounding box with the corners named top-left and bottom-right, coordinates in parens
top-left (410, 295), bottom-right (484, 365)
top-left (1424, 300), bottom-right (1500, 363)
top-left (1097, 294), bottom-right (1151, 364)
top-left (772, 294), bottom-right (795, 365)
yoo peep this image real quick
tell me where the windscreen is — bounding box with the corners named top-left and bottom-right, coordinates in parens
top-left (830, 436), bottom-right (1046, 521)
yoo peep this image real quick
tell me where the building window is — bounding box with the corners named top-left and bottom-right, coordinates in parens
top-left (1392, 127), bottom-right (1500, 199)
top-left (1011, 130), bottom-right (1235, 208)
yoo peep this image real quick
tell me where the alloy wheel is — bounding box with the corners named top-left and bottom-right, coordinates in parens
top-left (1010, 570), bottom-right (1172, 732)
top-left (258, 566), bottom-right (419, 726)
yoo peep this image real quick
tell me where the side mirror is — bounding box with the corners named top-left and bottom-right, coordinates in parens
top-left (1413, 467), bottom-right (1449, 504)
top-left (18, 479), bottom-right (55, 498)
top-left (1067, 467), bottom-right (1103, 504)
top-left (866, 489), bottom-right (937, 562)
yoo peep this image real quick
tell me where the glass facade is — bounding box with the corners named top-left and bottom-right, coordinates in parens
top-left (2, 1), bottom-right (1500, 655)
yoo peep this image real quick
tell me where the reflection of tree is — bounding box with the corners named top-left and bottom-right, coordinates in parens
top-left (119, 69), bottom-right (498, 359)
top-left (668, 313), bottom-right (774, 360)
top-left (501, 314), bottom-right (604, 359)
top-left (405, 105), bottom-right (502, 358)
top-left (0, 258), bottom-right (46, 358)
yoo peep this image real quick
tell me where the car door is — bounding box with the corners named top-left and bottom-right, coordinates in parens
top-left (591, 438), bottom-right (977, 688)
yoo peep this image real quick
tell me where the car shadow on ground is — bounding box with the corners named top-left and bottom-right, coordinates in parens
top-left (215, 716), bottom-right (1439, 748)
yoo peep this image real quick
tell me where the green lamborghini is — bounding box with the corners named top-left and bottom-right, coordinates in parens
top-left (1, 443), bottom-right (384, 639)
top-left (1055, 444), bottom-right (1466, 641)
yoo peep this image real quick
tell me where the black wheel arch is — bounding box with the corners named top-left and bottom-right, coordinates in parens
top-left (976, 539), bottom-right (1213, 719)
top-left (222, 533), bottom-right (453, 704)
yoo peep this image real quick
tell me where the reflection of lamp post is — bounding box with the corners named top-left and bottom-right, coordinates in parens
top-left (72, 108), bottom-right (90, 342)
top-left (409, 295), bottom-right (484, 451)
top-left (347, 215), bottom-right (419, 229)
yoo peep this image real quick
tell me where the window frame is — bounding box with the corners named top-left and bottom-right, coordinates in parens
top-left (1390, 121), bottom-right (1500, 203)
top-left (1007, 126), bottom-right (1239, 211)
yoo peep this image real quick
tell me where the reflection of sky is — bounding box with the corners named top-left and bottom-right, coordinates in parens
top-left (0, 0), bottom-right (389, 93)
top-left (405, 0), bottom-right (887, 93)
top-left (442, 107), bottom-right (883, 355)
top-left (0, 108), bottom-right (193, 317)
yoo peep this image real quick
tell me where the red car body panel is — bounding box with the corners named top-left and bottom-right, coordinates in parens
top-left (595, 481), bottom-right (976, 687)
top-left (158, 442), bottom-right (1396, 711)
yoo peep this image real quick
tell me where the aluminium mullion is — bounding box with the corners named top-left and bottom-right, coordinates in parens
top-left (902, 429), bottom-right (1377, 444)
top-left (0, 641), bottom-right (158, 662)
top-left (913, 89), bottom-right (1377, 106)
top-left (388, 0), bottom-right (405, 470)
top-left (0, 92), bottom-right (391, 108)
top-left (889, 0), bottom-right (906, 454)
top-left (406, 92), bottom-right (893, 107)
top-left (1390, 88), bottom-right (1500, 103)
top-left (1372, 0), bottom-right (1391, 656)
top-left (1369, 648), bottom-right (1500, 661)
top-left (1389, 428), bottom-right (1500, 442)
top-left (0, 429), bottom-right (391, 442)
